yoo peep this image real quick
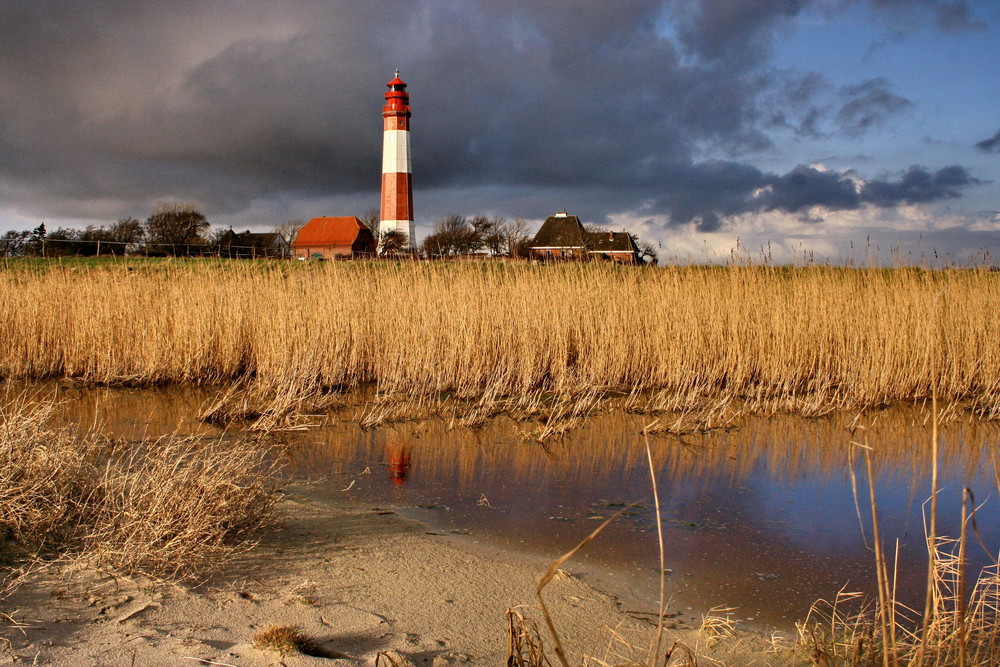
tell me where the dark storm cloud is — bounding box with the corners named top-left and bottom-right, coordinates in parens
top-left (763, 75), bottom-right (913, 139)
top-left (0, 0), bottom-right (391, 215)
top-left (865, 0), bottom-right (986, 31)
top-left (976, 129), bottom-right (1000, 153)
top-left (932, 1), bottom-right (987, 31)
top-left (635, 162), bottom-right (979, 230)
top-left (859, 165), bottom-right (980, 205)
top-left (0, 0), bottom-right (985, 232)
top-left (868, 0), bottom-right (986, 32)
top-left (835, 79), bottom-right (913, 136)
top-left (665, 0), bottom-right (983, 65)
top-left (761, 165), bottom-right (861, 212)
top-left (666, 0), bottom-right (806, 65)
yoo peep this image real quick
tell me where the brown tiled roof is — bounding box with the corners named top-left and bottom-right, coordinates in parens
top-left (586, 231), bottom-right (638, 252)
top-left (530, 215), bottom-right (587, 247)
top-left (292, 217), bottom-right (368, 247)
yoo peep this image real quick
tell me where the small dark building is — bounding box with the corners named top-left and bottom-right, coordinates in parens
top-left (587, 229), bottom-right (643, 263)
top-left (529, 212), bottom-right (642, 265)
top-left (217, 230), bottom-right (290, 258)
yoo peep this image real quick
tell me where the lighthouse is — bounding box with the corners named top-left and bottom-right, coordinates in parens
top-left (379, 70), bottom-right (414, 250)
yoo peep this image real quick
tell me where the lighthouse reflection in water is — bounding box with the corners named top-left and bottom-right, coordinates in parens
top-left (386, 441), bottom-right (411, 487)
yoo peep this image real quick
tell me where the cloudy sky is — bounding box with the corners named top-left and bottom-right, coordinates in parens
top-left (1, 0), bottom-right (998, 263)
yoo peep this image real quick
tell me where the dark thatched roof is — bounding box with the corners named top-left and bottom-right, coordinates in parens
top-left (530, 215), bottom-right (587, 247)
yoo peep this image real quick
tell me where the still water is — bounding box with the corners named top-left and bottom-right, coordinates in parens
top-left (31, 383), bottom-right (1000, 628)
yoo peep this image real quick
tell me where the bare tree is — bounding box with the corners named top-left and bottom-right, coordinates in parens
top-left (635, 237), bottom-right (659, 265)
top-left (422, 214), bottom-right (482, 257)
top-left (108, 217), bottom-right (145, 246)
top-left (84, 217), bottom-right (144, 254)
top-left (0, 230), bottom-right (29, 257)
top-left (273, 219), bottom-right (305, 245)
top-left (502, 218), bottom-right (530, 257)
top-left (471, 215), bottom-right (508, 256)
top-left (144, 202), bottom-right (209, 249)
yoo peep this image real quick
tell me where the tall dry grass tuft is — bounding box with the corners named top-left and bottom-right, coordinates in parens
top-left (1, 261), bottom-right (998, 419)
top-left (0, 392), bottom-right (281, 579)
top-left (797, 537), bottom-right (1000, 665)
top-left (796, 402), bottom-right (1000, 665)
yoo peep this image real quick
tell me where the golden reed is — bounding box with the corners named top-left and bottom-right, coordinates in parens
top-left (1, 260), bottom-right (998, 417)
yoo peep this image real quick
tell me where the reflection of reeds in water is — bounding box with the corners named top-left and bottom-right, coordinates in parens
top-left (198, 376), bottom-right (340, 431)
top-left (20, 380), bottom-right (998, 499)
top-left (287, 406), bottom-right (999, 498)
top-left (1, 262), bottom-right (998, 419)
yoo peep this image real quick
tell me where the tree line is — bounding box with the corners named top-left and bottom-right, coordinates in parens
top-left (420, 215), bottom-right (531, 258)
top-left (1, 203), bottom-right (656, 262)
top-left (0, 203), bottom-right (216, 257)
top-left (0, 205), bottom-right (534, 259)
top-left (420, 214), bottom-right (657, 263)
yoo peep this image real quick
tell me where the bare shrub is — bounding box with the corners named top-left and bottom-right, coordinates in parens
top-left (251, 624), bottom-right (323, 657)
top-left (0, 393), bottom-right (281, 579)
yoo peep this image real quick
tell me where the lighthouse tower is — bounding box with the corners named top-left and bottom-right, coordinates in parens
top-left (379, 70), bottom-right (414, 250)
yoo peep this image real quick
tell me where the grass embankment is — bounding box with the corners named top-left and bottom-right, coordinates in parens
top-left (0, 393), bottom-right (280, 581)
top-left (0, 259), bottom-right (998, 418)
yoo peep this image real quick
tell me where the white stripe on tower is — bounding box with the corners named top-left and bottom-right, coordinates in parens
top-left (379, 70), bottom-right (414, 250)
top-left (382, 130), bottom-right (411, 174)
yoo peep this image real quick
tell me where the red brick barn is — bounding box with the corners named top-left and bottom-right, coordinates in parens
top-left (291, 217), bottom-right (377, 260)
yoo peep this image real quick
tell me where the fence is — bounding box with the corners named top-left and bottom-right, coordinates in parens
top-left (5, 236), bottom-right (290, 259)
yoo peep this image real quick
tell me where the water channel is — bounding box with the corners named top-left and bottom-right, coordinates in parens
top-left (24, 382), bottom-right (1000, 629)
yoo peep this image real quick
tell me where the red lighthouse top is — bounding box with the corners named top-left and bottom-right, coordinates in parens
top-left (383, 69), bottom-right (410, 118)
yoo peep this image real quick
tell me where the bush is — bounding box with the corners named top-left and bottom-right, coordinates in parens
top-left (0, 394), bottom-right (281, 578)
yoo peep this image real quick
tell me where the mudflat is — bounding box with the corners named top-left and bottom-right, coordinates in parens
top-left (1, 486), bottom-right (782, 666)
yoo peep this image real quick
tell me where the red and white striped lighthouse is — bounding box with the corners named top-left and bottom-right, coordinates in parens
top-left (379, 70), bottom-right (414, 249)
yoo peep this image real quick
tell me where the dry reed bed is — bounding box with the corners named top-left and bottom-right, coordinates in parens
top-left (1, 261), bottom-right (998, 417)
top-left (0, 393), bottom-right (281, 579)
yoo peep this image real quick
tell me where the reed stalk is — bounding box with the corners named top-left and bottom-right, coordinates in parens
top-left (916, 355), bottom-right (941, 666)
top-left (644, 435), bottom-right (667, 664)
top-left (864, 437), bottom-right (895, 667)
top-left (799, 370), bottom-right (1000, 665)
top-left (958, 488), bottom-right (969, 667)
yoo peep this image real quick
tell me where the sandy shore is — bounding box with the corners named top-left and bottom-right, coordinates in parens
top-left (1, 485), bottom-right (789, 666)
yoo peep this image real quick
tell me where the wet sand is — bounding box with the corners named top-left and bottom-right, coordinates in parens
top-left (1, 485), bottom-right (788, 666)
